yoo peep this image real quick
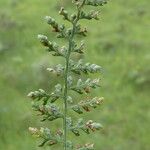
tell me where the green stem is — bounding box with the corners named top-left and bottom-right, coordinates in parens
top-left (63, 24), bottom-right (76, 150)
top-left (63, 1), bottom-right (86, 149)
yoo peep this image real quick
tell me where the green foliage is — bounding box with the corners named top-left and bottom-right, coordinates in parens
top-left (27, 0), bottom-right (108, 149)
top-left (0, 0), bottom-right (150, 150)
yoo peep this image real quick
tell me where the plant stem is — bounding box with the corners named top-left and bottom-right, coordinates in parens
top-left (63, 1), bottom-right (86, 149)
top-left (63, 23), bottom-right (76, 150)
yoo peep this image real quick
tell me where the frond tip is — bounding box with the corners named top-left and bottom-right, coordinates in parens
top-left (71, 97), bottom-right (104, 114)
top-left (85, 0), bottom-right (108, 6)
top-left (27, 89), bottom-right (50, 102)
top-left (28, 127), bottom-right (63, 147)
top-left (76, 143), bottom-right (94, 150)
top-left (66, 118), bottom-right (103, 136)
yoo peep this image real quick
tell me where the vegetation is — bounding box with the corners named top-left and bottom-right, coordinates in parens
top-left (0, 0), bottom-right (149, 150)
top-left (27, 0), bottom-right (108, 149)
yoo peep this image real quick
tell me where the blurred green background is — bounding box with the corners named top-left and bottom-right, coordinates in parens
top-left (0, 0), bottom-right (150, 150)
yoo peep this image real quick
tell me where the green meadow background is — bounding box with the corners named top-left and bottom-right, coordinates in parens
top-left (0, 0), bottom-right (149, 150)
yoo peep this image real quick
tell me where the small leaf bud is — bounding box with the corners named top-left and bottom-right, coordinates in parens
top-left (71, 14), bottom-right (77, 22)
top-left (38, 34), bottom-right (49, 46)
top-left (59, 7), bottom-right (70, 21)
top-left (27, 92), bottom-right (35, 99)
top-left (45, 16), bottom-right (55, 24)
top-left (72, 105), bottom-right (83, 114)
